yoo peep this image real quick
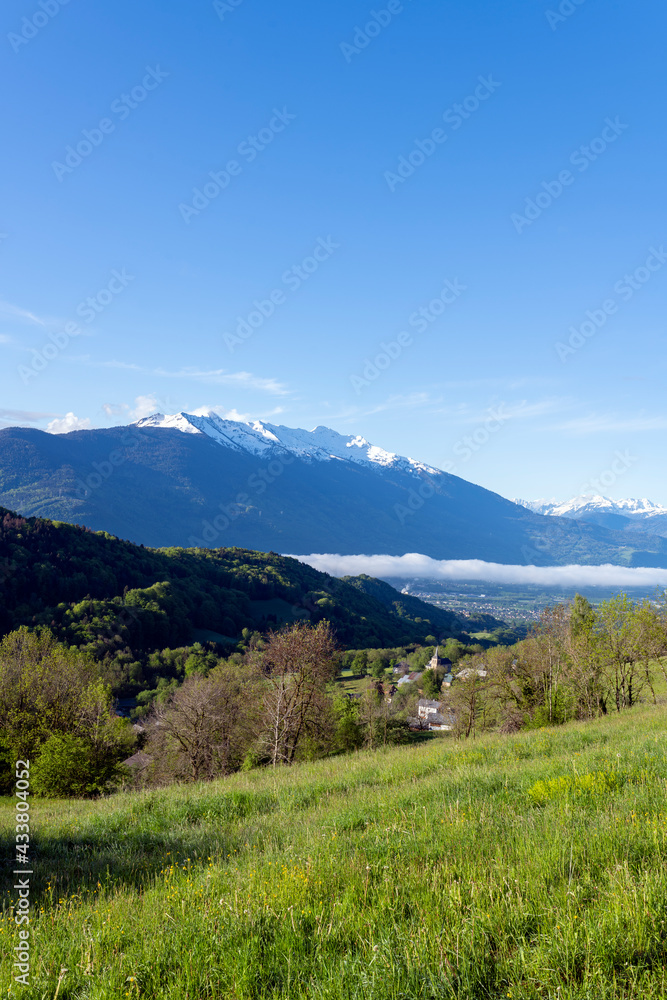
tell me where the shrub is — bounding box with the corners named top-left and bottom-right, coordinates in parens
top-left (32, 733), bottom-right (129, 798)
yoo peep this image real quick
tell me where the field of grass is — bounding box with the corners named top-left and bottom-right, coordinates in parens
top-left (2, 703), bottom-right (667, 999)
top-left (336, 673), bottom-right (370, 696)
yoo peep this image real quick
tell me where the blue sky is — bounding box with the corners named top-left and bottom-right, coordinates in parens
top-left (1, 0), bottom-right (665, 504)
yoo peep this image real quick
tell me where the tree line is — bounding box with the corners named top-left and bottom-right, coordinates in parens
top-left (0, 621), bottom-right (416, 795)
top-left (446, 593), bottom-right (667, 738)
top-left (3, 591), bottom-right (664, 796)
top-left (0, 508), bottom-right (473, 693)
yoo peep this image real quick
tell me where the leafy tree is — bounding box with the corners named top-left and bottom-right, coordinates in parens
top-left (184, 643), bottom-right (219, 677)
top-left (0, 627), bottom-right (134, 795)
top-left (421, 669), bottom-right (441, 698)
top-left (596, 595), bottom-right (644, 711)
top-left (32, 732), bottom-right (130, 798)
top-left (565, 596), bottom-right (605, 718)
top-left (629, 598), bottom-right (667, 703)
top-left (442, 638), bottom-right (466, 663)
top-left (570, 593), bottom-right (596, 637)
top-left (351, 650), bottom-right (368, 675)
top-left (332, 695), bottom-right (364, 752)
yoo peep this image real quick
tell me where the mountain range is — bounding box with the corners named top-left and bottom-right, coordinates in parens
top-left (2, 410), bottom-right (667, 567)
top-left (514, 496), bottom-right (667, 539)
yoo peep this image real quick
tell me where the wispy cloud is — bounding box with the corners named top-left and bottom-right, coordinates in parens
top-left (69, 358), bottom-right (289, 396)
top-left (294, 552), bottom-right (667, 589)
top-left (439, 375), bottom-right (559, 392)
top-left (363, 392), bottom-right (435, 416)
top-left (94, 360), bottom-right (143, 372)
top-left (554, 414), bottom-right (667, 435)
top-left (332, 393), bottom-right (572, 426)
top-left (430, 397), bottom-right (571, 425)
top-left (0, 408), bottom-right (60, 425)
top-left (0, 299), bottom-right (49, 327)
top-left (329, 392), bottom-right (442, 423)
top-left (154, 367), bottom-right (289, 395)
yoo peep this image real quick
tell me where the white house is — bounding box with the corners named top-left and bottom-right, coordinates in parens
top-left (417, 699), bottom-right (453, 731)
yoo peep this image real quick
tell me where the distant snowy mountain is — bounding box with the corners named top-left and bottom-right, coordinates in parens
top-left (512, 495), bottom-right (667, 538)
top-left (136, 411), bottom-right (439, 476)
top-left (513, 495), bottom-right (667, 519)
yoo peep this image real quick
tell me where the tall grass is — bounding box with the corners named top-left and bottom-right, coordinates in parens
top-left (2, 704), bottom-right (667, 998)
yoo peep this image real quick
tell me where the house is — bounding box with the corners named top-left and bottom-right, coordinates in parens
top-left (417, 698), bottom-right (453, 731)
top-left (122, 751), bottom-right (151, 773)
top-left (455, 667), bottom-right (488, 681)
top-left (397, 670), bottom-right (423, 687)
top-left (418, 698), bottom-right (442, 720)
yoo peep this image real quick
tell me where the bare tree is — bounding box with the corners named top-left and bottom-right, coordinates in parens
top-left (257, 621), bottom-right (338, 766)
top-left (146, 661), bottom-right (256, 782)
top-left (448, 659), bottom-right (491, 739)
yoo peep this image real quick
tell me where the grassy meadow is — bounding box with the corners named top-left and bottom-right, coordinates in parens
top-left (2, 703), bottom-right (667, 999)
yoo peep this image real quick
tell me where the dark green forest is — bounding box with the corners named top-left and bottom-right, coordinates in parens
top-left (0, 507), bottom-right (488, 697)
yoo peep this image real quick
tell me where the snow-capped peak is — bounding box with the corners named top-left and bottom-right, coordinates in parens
top-left (513, 495), bottom-right (667, 519)
top-left (134, 410), bottom-right (440, 476)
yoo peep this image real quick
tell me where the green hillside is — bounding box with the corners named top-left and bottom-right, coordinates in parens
top-left (2, 702), bottom-right (666, 997)
top-left (0, 507), bottom-right (469, 696)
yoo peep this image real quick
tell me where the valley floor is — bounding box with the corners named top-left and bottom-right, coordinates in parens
top-left (2, 704), bottom-right (667, 998)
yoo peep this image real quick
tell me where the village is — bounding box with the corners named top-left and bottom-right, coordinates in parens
top-left (343, 646), bottom-right (489, 734)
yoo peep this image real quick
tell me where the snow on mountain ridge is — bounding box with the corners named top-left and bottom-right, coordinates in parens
top-left (513, 495), bottom-right (667, 519)
top-left (134, 411), bottom-right (440, 475)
